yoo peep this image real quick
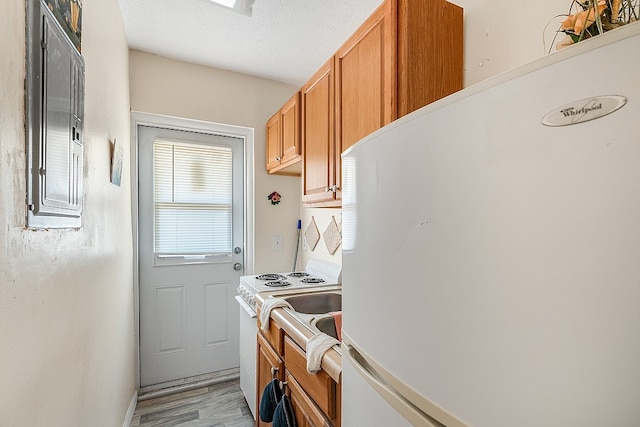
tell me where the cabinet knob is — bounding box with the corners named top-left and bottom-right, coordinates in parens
top-left (275, 156), bottom-right (281, 161)
top-left (326, 185), bottom-right (340, 193)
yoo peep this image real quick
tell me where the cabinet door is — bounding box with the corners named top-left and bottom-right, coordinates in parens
top-left (286, 371), bottom-right (331, 427)
top-left (280, 92), bottom-right (301, 164)
top-left (257, 333), bottom-right (284, 427)
top-left (266, 111), bottom-right (281, 171)
top-left (301, 58), bottom-right (336, 205)
top-left (335, 0), bottom-right (396, 156)
top-left (396, 0), bottom-right (463, 116)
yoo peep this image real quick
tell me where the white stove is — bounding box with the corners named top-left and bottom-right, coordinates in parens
top-left (236, 259), bottom-right (342, 314)
top-left (235, 259), bottom-right (341, 419)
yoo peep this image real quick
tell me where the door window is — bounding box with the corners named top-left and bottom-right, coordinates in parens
top-left (153, 139), bottom-right (233, 264)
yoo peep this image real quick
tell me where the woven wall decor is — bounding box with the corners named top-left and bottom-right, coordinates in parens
top-left (304, 216), bottom-right (320, 251)
top-left (323, 215), bottom-right (342, 255)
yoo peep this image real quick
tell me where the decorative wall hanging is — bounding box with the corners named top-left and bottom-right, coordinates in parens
top-left (268, 191), bottom-right (281, 205)
top-left (47, 0), bottom-right (83, 52)
top-left (304, 217), bottom-right (320, 251)
top-left (323, 215), bottom-right (342, 255)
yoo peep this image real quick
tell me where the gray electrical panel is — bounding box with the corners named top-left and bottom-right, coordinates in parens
top-left (26, 0), bottom-right (85, 229)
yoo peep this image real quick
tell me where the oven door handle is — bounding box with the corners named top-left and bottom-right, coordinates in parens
top-left (235, 295), bottom-right (257, 318)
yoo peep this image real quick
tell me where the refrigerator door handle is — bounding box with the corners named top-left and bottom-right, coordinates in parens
top-left (343, 333), bottom-right (468, 427)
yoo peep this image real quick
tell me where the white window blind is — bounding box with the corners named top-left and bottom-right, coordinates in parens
top-left (153, 139), bottom-right (233, 257)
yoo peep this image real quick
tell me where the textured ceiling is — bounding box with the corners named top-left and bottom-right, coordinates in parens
top-left (117, 0), bottom-right (384, 86)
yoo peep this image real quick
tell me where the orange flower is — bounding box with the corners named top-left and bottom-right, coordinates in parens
top-left (561, 1), bottom-right (608, 34)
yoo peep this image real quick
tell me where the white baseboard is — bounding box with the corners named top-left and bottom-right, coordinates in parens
top-left (123, 390), bottom-right (138, 427)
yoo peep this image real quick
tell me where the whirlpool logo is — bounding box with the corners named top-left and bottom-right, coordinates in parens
top-left (542, 95), bottom-right (627, 127)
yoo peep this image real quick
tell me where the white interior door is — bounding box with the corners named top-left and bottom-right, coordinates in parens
top-left (138, 124), bottom-right (245, 387)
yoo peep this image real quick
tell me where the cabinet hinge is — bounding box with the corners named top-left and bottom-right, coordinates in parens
top-left (39, 168), bottom-right (46, 176)
top-left (40, 41), bottom-right (47, 50)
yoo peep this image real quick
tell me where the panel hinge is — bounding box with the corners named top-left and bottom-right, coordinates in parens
top-left (39, 168), bottom-right (45, 176)
top-left (41, 41), bottom-right (47, 50)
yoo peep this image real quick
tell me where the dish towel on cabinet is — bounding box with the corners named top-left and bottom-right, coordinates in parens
top-left (259, 378), bottom-right (283, 423)
top-left (259, 298), bottom-right (293, 332)
top-left (306, 333), bottom-right (340, 374)
top-left (273, 395), bottom-right (297, 427)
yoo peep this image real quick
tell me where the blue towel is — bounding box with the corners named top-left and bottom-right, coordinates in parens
top-left (273, 395), bottom-right (297, 427)
top-left (259, 378), bottom-right (283, 422)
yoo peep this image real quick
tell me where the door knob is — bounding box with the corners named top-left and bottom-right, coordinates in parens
top-left (233, 263), bottom-right (243, 271)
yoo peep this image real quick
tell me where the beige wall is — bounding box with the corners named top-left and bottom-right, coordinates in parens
top-left (453, 0), bottom-right (567, 87)
top-left (0, 0), bottom-right (136, 426)
top-left (128, 51), bottom-right (301, 274)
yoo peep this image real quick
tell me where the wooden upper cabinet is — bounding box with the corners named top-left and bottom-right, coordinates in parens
top-left (266, 92), bottom-right (302, 175)
top-left (396, 0), bottom-right (464, 116)
top-left (335, 0), bottom-right (396, 156)
top-left (266, 111), bottom-right (282, 171)
top-left (281, 93), bottom-right (301, 164)
top-left (301, 58), bottom-right (337, 205)
top-left (297, 0), bottom-right (462, 206)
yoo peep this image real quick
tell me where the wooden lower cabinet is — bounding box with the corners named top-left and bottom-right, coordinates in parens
top-left (256, 332), bottom-right (284, 427)
top-left (284, 336), bottom-right (340, 427)
top-left (256, 323), bottom-right (341, 427)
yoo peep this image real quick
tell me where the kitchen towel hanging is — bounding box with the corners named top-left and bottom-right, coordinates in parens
top-left (273, 395), bottom-right (297, 427)
top-left (259, 297), bottom-right (292, 332)
top-left (306, 333), bottom-right (340, 374)
top-left (259, 378), bottom-right (283, 423)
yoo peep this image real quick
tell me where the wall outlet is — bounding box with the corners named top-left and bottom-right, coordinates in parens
top-left (272, 235), bottom-right (282, 251)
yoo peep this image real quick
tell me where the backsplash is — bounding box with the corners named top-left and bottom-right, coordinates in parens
top-left (300, 207), bottom-right (342, 268)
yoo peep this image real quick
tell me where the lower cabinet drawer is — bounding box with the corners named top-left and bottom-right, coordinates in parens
top-left (284, 336), bottom-right (337, 418)
top-left (286, 371), bottom-right (330, 427)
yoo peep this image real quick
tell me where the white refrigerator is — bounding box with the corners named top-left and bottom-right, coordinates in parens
top-left (341, 23), bottom-right (640, 427)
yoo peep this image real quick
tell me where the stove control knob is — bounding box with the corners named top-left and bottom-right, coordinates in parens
top-left (248, 296), bottom-right (255, 305)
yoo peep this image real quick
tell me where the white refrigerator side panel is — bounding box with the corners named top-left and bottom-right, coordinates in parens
top-left (342, 352), bottom-right (413, 427)
top-left (342, 28), bottom-right (640, 427)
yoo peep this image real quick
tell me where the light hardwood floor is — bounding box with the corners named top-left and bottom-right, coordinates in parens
top-left (131, 379), bottom-right (255, 427)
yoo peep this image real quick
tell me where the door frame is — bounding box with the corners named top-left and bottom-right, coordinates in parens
top-left (130, 111), bottom-right (255, 391)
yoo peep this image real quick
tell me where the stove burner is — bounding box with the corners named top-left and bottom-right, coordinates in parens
top-left (264, 281), bottom-right (292, 288)
top-left (301, 277), bottom-right (325, 284)
top-left (257, 274), bottom-right (287, 281)
top-left (288, 272), bottom-right (310, 278)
